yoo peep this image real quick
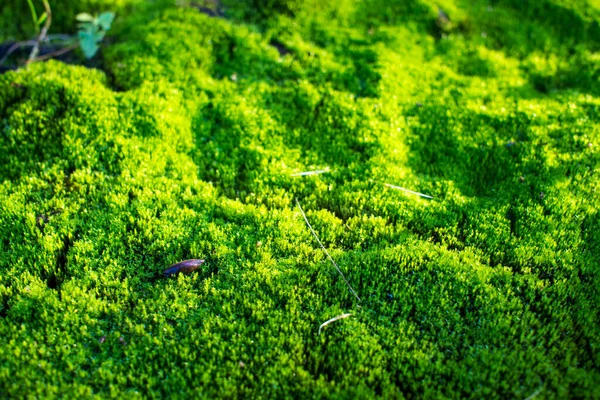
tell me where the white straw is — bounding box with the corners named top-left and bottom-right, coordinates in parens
top-left (385, 183), bottom-right (433, 199)
top-left (291, 169), bottom-right (330, 177)
top-left (319, 313), bottom-right (352, 334)
top-left (295, 199), bottom-right (360, 302)
top-left (524, 387), bottom-right (543, 400)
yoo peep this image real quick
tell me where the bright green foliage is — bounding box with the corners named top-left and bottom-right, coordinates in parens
top-left (1, 0), bottom-right (599, 398)
top-left (25, 0), bottom-right (49, 35)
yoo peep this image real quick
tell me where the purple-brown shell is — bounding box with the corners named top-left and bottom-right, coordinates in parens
top-left (163, 259), bottom-right (205, 276)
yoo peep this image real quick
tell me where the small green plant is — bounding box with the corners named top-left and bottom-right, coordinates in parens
top-left (76, 12), bottom-right (115, 58)
top-left (26, 0), bottom-right (50, 35)
top-left (24, 0), bottom-right (52, 63)
top-left (0, 5), bottom-right (115, 66)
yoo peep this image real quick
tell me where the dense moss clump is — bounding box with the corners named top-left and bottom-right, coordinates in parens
top-left (1, 0), bottom-right (599, 397)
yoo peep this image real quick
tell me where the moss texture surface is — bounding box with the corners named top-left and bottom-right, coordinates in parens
top-left (1, 0), bottom-right (599, 398)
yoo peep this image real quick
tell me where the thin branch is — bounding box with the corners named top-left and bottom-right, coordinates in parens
top-left (291, 168), bottom-right (330, 177)
top-left (319, 313), bottom-right (352, 334)
top-left (384, 183), bottom-right (434, 199)
top-left (0, 34), bottom-right (76, 66)
top-left (46, 34), bottom-right (74, 41)
top-left (0, 41), bottom-right (36, 65)
top-left (27, 0), bottom-right (52, 64)
top-left (296, 199), bottom-right (360, 301)
top-left (34, 43), bottom-right (78, 61)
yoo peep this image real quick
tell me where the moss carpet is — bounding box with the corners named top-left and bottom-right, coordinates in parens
top-left (0, 0), bottom-right (599, 398)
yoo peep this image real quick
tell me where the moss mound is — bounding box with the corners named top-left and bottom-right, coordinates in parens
top-left (1, 0), bottom-right (599, 397)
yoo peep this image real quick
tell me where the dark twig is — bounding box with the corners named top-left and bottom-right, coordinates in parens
top-left (34, 43), bottom-right (78, 61)
top-left (0, 34), bottom-right (77, 66)
top-left (0, 41), bottom-right (36, 65)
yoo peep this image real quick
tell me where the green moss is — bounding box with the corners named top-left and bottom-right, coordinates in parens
top-left (1, 0), bottom-right (599, 398)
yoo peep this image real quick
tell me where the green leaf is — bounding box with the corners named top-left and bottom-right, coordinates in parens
top-left (93, 31), bottom-right (106, 43)
top-left (78, 31), bottom-right (99, 58)
top-left (81, 40), bottom-right (99, 58)
top-left (76, 13), bottom-right (94, 22)
top-left (97, 12), bottom-right (115, 31)
top-left (37, 12), bottom-right (47, 26)
top-left (26, 0), bottom-right (40, 34)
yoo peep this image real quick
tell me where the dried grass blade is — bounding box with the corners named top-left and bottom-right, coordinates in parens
top-left (385, 183), bottom-right (433, 199)
top-left (319, 313), bottom-right (352, 334)
top-left (524, 387), bottom-right (543, 400)
top-left (296, 199), bottom-right (360, 301)
top-left (291, 168), bottom-right (330, 177)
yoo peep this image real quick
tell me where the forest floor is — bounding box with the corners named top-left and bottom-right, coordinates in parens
top-left (0, 0), bottom-right (599, 397)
